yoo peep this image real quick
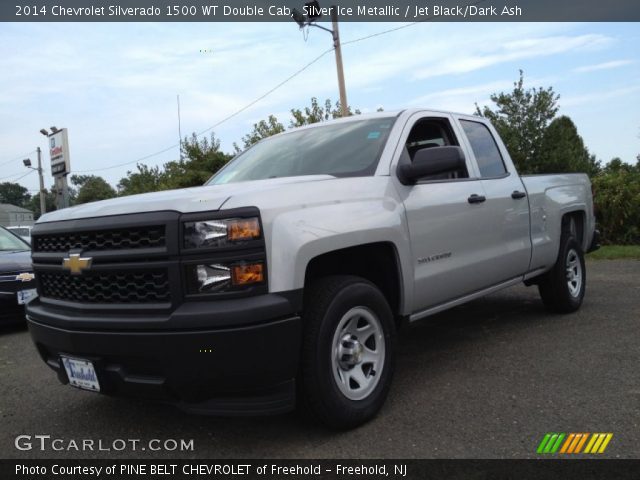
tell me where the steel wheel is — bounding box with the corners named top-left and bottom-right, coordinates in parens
top-left (566, 248), bottom-right (582, 298)
top-left (331, 306), bottom-right (385, 401)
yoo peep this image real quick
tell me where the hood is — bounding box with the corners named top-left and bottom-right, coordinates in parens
top-left (0, 250), bottom-right (32, 273)
top-left (37, 175), bottom-right (335, 223)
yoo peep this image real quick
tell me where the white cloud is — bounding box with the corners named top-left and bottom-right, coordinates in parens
top-left (573, 59), bottom-right (635, 73)
top-left (562, 84), bottom-right (640, 107)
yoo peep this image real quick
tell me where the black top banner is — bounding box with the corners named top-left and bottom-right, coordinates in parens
top-left (3, 0), bottom-right (640, 22)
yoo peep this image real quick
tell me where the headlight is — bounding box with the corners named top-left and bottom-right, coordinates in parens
top-left (190, 262), bottom-right (265, 293)
top-left (183, 217), bottom-right (261, 249)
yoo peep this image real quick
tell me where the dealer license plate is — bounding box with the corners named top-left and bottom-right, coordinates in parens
top-left (17, 288), bottom-right (37, 305)
top-left (61, 356), bottom-right (101, 392)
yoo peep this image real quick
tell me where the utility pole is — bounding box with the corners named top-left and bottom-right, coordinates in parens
top-left (36, 147), bottom-right (46, 215)
top-left (292, 2), bottom-right (349, 117)
top-left (330, 7), bottom-right (348, 117)
top-left (23, 150), bottom-right (46, 215)
top-left (177, 94), bottom-right (183, 160)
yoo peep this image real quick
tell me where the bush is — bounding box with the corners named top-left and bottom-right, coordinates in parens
top-left (592, 165), bottom-right (640, 245)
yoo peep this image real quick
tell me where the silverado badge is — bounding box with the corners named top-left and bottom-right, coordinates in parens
top-left (62, 254), bottom-right (93, 275)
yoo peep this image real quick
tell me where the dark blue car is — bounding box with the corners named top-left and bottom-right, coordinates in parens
top-left (0, 226), bottom-right (36, 323)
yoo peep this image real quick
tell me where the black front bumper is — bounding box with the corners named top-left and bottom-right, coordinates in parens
top-left (27, 293), bottom-right (302, 415)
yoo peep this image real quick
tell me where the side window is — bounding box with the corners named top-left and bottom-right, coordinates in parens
top-left (460, 120), bottom-right (507, 178)
top-left (405, 118), bottom-right (468, 180)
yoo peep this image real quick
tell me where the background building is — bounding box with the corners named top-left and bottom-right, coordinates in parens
top-left (0, 203), bottom-right (34, 227)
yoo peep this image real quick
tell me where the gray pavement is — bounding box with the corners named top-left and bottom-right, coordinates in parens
top-left (1, 259), bottom-right (638, 459)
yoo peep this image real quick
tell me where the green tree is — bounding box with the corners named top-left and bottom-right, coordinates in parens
top-left (0, 182), bottom-right (31, 207)
top-left (475, 70), bottom-right (559, 174)
top-left (117, 163), bottom-right (164, 196)
top-left (290, 97), bottom-right (360, 127)
top-left (71, 174), bottom-right (117, 205)
top-left (237, 115), bottom-right (285, 150)
top-left (27, 188), bottom-right (57, 219)
top-left (538, 116), bottom-right (599, 175)
top-left (161, 133), bottom-right (232, 189)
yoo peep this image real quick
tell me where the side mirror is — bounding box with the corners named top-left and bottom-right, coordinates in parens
top-left (397, 146), bottom-right (466, 185)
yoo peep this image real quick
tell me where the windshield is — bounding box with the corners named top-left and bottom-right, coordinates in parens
top-left (207, 117), bottom-right (396, 185)
top-left (0, 227), bottom-right (30, 251)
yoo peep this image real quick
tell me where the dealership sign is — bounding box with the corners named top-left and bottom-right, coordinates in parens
top-left (49, 128), bottom-right (71, 176)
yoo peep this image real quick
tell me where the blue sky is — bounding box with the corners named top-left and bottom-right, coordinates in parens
top-left (0, 21), bottom-right (638, 194)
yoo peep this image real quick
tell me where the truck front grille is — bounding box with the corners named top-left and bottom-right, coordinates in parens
top-left (32, 226), bottom-right (166, 253)
top-left (38, 270), bottom-right (171, 304)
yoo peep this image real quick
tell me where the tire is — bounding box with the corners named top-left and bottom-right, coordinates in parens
top-left (299, 275), bottom-right (396, 429)
top-left (538, 221), bottom-right (586, 313)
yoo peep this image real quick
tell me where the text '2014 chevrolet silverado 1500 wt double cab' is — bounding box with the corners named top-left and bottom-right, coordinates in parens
top-left (27, 109), bottom-right (599, 429)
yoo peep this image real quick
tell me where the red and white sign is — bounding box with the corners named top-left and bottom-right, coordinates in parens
top-left (49, 129), bottom-right (71, 176)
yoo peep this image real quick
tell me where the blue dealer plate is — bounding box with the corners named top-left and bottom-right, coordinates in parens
top-left (61, 356), bottom-right (100, 392)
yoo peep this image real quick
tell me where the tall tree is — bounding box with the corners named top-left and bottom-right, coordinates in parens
top-left (475, 70), bottom-right (559, 174)
top-left (71, 174), bottom-right (117, 205)
top-left (27, 188), bottom-right (57, 219)
top-left (290, 97), bottom-right (360, 127)
top-left (0, 182), bottom-right (31, 207)
top-left (238, 115), bottom-right (285, 151)
top-left (117, 164), bottom-right (164, 196)
top-left (538, 116), bottom-right (599, 175)
top-left (161, 133), bottom-right (232, 189)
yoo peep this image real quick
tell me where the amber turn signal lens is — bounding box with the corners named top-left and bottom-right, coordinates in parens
top-left (231, 263), bottom-right (264, 286)
top-left (227, 218), bottom-right (261, 241)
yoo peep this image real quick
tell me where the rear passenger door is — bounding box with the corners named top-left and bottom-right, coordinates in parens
top-left (456, 116), bottom-right (532, 285)
top-left (394, 113), bottom-right (498, 311)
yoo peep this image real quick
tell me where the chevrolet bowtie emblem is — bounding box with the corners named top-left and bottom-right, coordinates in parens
top-left (62, 254), bottom-right (93, 275)
top-left (15, 272), bottom-right (35, 282)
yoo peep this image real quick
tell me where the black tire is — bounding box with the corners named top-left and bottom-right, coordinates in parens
top-left (299, 275), bottom-right (396, 429)
top-left (538, 222), bottom-right (586, 313)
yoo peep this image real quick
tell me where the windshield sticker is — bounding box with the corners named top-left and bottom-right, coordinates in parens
top-left (367, 131), bottom-right (381, 139)
top-left (379, 124), bottom-right (391, 129)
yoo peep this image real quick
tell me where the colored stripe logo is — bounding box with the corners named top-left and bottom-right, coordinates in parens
top-left (537, 433), bottom-right (613, 454)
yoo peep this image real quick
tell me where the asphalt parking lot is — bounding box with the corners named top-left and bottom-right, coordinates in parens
top-left (1, 259), bottom-right (638, 459)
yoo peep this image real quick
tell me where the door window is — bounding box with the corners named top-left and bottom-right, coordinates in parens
top-left (460, 120), bottom-right (507, 178)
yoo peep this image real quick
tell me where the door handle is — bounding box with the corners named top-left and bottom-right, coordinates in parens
top-left (468, 194), bottom-right (486, 204)
top-left (511, 190), bottom-right (527, 199)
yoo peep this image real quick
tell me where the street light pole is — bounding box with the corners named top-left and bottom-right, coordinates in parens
top-left (36, 147), bottom-right (46, 215)
top-left (292, 2), bottom-right (349, 117)
top-left (330, 7), bottom-right (348, 117)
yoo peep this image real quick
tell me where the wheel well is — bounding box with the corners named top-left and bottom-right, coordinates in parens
top-left (304, 242), bottom-right (402, 318)
top-left (562, 211), bottom-right (585, 247)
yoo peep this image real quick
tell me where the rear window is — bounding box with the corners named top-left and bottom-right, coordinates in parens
top-left (460, 120), bottom-right (507, 178)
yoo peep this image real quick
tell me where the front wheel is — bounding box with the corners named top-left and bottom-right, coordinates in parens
top-left (299, 275), bottom-right (396, 429)
top-left (538, 232), bottom-right (586, 313)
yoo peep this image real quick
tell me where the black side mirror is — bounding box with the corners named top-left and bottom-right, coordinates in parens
top-left (397, 146), bottom-right (466, 185)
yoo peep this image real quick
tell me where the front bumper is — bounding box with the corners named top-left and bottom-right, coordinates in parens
top-left (27, 293), bottom-right (302, 415)
top-left (0, 277), bottom-right (34, 323)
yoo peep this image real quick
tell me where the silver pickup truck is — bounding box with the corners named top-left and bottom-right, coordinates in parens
top-left (27, 109), bottom-right (598, 429)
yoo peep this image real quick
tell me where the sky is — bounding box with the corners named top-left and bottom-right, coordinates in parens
top-left (0, 21), bottom-right (638, 195)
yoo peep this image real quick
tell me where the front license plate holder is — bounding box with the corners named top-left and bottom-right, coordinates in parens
top-left (61, 356), bottom-right (101, 392)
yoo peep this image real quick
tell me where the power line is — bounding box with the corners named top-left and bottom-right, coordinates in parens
top-left (4, 169), bottom-right (35, 183)
top-left (0, 150), bottom-right (37, 169)
top-left (66, 2), bottom-right (490, 176)
top-left (0, 170), bottom-right (29, 181)
top-left (75, 47), bottom-right (335, 174)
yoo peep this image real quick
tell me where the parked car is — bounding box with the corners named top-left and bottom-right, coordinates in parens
top-left (0, 225), bottom-right (36, 324)
top-left (6, 225), bottom-right (32, 244)
top-left (26, 109), bottom-right (598, 428)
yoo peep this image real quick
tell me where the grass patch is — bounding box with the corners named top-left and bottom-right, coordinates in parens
top-left (587, 245), bottom-right (640, 260)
